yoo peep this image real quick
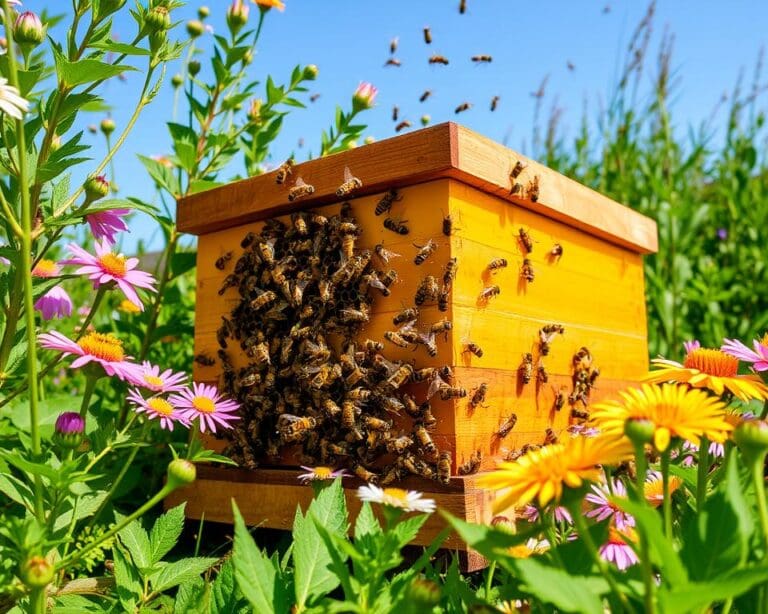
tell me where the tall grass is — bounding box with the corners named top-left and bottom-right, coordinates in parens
top-left (535, 2), bottom-right (768, 359)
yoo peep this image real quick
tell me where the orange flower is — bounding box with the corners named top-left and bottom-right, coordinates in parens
top-left (251, 0), bottom-right (285, 11)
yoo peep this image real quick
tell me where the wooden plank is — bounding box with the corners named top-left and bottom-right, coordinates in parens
top-left (177, 123), bottom-right (657, 255)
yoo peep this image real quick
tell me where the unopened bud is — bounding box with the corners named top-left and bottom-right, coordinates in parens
top-left (50, 135), bottom-right (62, 152)
top-left (100, 118), bottom-right (116, 136)
top-left (186, 19), bottom-right (204, 38)
top-left (171, 74), bottom-right (183, 88)
top-left (242, 49), bottom-right (254, 65)
top-left (198, 6), bottom-right (210, 19)
top-left (421, 114), bottom-right (431, 126)
top-left (53, 412), bottom-right (85, 450)
top-left (188, 60), bottom-right (201, 77)
top-left (734, 419), bottom-right (768, 463)
top-left (149, 30), bottom-right (167, 55)
top-left (14, 12), bottom-right (45, 46)
top-left (145, 6), bottom-right (170, 32)
top-left (20, 556), bottom-right (54, 589)
top-left (247, 98), bottom-right (262, 123)
top-left (84, 175), bottom-right (110, 202)
top-left (303, 64), bottom-right (319, 81)
top-left (364, 136), bottom-right (375, 145)
top-left (490, 515), bottom-right (516, 535)
top-left (167, 459), bottom-right (197, 489)
top-left (624, 418), bottom-right (655, 448)
top-left (226, 0), bottom-right (249, 35)
top-left (87, 124), bottom-right (98, 134)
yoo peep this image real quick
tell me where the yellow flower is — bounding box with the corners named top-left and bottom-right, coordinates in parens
top-left (644, 347), bottom-right (768, 402)
top-left (251, 0), bottom-right (285, 11)
top-left (118, 299), bottom-right (141, 314)
top-left (508, 538), bottom-right (549, 559)
top-left (591, 383), bottom-right (732, 452)
top-left (479, 434), bottom-right (632, 512)
top-left (644, 471), bottom-right (683, 507)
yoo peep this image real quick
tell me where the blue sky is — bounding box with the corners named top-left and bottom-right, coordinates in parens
top-left (36, 0), bottom-right (768, 251)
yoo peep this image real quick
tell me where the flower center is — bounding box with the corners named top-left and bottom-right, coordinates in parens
top-left (761, 332), bottom-right (768, 347)
top-left (147, 397), bottom-right (174, 416)
top-left (312, 467), bottom-right (333, 479)
top-left (98, 252), bottom-right (128, 277)
top-left (119, 300), bottom-right (141, 314)
top-left (32, 259), bottom-right (59, 278)
top-left (683, 348), bottom-right (739, 377)
top-left (143, 374), bottom-right (164, 388)
top-left (382, 488), bottom-right (408, 503)
top-left (192, 396), bottom-right (216, 413)
top-left (77, 332), bottom-right (125, 362)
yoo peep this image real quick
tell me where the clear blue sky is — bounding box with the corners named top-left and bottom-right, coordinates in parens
top-left (38, 1), bottom-right (768, 251)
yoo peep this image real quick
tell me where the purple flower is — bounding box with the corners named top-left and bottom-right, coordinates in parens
top-left (519, 504), bottom-right (573, 525)
top-left (170, 382), bottom-right (240, 433)
top-left (599, 527), bottom-right (639, 571)
top-left (721, 337), bottom-right (768, 372)
top-left (717, 228), bottom-right (728, 240)
top-left (86, 209), bottom-right (131, 245)
top-left (34, 286), bottom-right (72, 320)
top-left (585, 479), bottom-right (634, 530)
top-left (683, 339), bottom-right (701, 355)
top-left (55, 412), bottom-right (85, 435)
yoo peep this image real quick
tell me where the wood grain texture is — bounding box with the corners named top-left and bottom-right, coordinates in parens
top-left (177, 123), bottom-right (657, 254)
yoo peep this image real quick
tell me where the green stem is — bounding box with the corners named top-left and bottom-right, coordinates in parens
top-left (28, 586), bottom-right (46, 614)
top-left (751, 457), bottom-right (768, 554)
top-left (633, 443), bottom-right (656, 614)
top-left (484, 560), bottom-right (496, 599)
top-left (76, 287), bottom-right (106, 341)
top-left (0, 271), bottom-right (23, 379)
top-left (661, 449), bottom-right (673, 538)
top-left (79, 376), bottom-right (98, 419)
top-left (760, 398), bottom-right (768, 420)
top-left (696, 437), bottom-right (709, 512)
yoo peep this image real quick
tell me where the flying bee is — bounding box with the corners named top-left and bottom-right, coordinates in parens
top-left (471, 54), bottom-right (492, 63)
top-left (384, 217), bottom-right (409, 235)
top-left (309, 93), bottom-right (320, 103)
top-left (240, 231), bottom-right (257, 249)
top-left (521, 258), bottom-right (535, 283)
top-left (443, 257), bottom-right (458, 285)
top-left (389, 36), bottom-right (398, 54)
top-left (527, 175), bottom-right (540, 202)
top-left (458, 450), bottom-right (482, 475)
top-left (429, 54), bottom-right (450, 65)
top-left (287, 177), bottom-right (315, 202)
top-left (395, 120), bottom-right (412, 132)
top-left (519, 353), bottom-right (533, 384)
top-left (510, 160), bottom-right (527, 180)
top-left (419, 90), bottom-right (432, 103)
top-left (277, 414), bottom-right (317, 443)
top-left (440, 387), bottom-right (467, 400)
top-left (423, 26), bottom-right (432, 44)
top-left (354, 464), bottom-right (378, 483)
top-left (553, 387), bottom-right (566, 411)
top-left (387, 363), bottom-right (414, 390)
top-left (463, 340), bottom-right (483, 357)
top-left (194, 353), bottom-right (215, 367)
top-left (490, 95), bottom-right (500, 111)
top-left (537, 363), bottom-right (549, 384)
top-left (469, 383), bottom-right (489, 409)
top-left (374, 243), bottom-right (401, 264)
top-left (384, 330), bottom-right (411, 348)
top-left (215, 251), bottom-right (233, 270)
top-left (479, 285), bottom-right (501, 302)
top-left (414, 424), bottom-right (436, 455)
top-left (275, 157), bottom-right (294, 185)
top-left (415, 275), bottom-right (439, 306)
top-left (393, 307), bottom-right (419, 326)
top-left (392, 105), bottom-right (399, 122)
top-left (454, 102), bottom-right (472, 114)
top-left (258, 239), bottom-right (276, 269)
top-left (518, 227), bottom-right (534, 253)
top-left (437, 451), bottom-right (451, 485)
top-left (459, 0), bottom-right (467, 13)
top-left (375, 189), bottom-right (402, 216)
top-left (550, 243), bottom-right (563, 258)
top-left (413, 239), bottom-right (438, 265)
top-left (488, 258), bottom-right (508, 271)
top-left (438, 285), bottom-right (450, 311)
top-left (384, 58), bottom-right (402, 67)
top-left (497, 414), bottom-right (518, 438)
top-left (544, 428), bottom-right (558, 446)
top-left (291, 211), bottom-right (309, 236)
top-left (250, 290), bottom-right (278, 313)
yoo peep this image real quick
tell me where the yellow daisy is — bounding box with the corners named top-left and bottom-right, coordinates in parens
top-left (251, 0), bottom-right (285, 11)
top-left (479, 434), bottom-right (632, 512)
top-left (644, 347), bottom-right (768, 402)
top-left (591, 383), bottom-right (732, 452)
top-left (644, 470), bottom-right (683, 507)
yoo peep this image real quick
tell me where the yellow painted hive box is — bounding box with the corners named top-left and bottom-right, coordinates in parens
top-left (167, 123), bottom-right (657, 563)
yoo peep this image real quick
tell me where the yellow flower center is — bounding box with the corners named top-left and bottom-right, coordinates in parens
top-left (683, 348), bottom-right (738, 377)
top-left (32, 259), bottom-right (58, 277)
top-left (98, 252), bottom-right (128, 277)
top-left (508, 544), bottom-right (535, 558)
top-left (77, 332), bottom-right (125, 362)
top-left (119, 300), bottom-right (141, 314)
top-left (147, 397), bottom-right (174, 416)
top-left (143, 374), bottom-right (164, 388)
top-left (312, 467), bottom-right (334, 479)
top-left (382, 488), bottom-right (409, 503)
top-left (761, 332), bottom-right (768, 347)
top-left (192, 396), bottom-right (216, 413)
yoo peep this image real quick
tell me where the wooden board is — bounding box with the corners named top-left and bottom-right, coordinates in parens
top-left (177, 123), bottom-right (657, 254)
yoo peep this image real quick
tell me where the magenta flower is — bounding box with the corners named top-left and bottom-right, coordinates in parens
top-left (683, 339), bottom-right (701, 354)
top-left (134, 361), bottom-right (187, 394)
top-left (585, 479), bottom-right (634, 530)
top-left (53, 412), bottom-right (85, 449)
top-left (35, 286), bottom-right (73, 320)
top-left (721, 337), bottom-right (768, 372)
top-left (297, 466), bottom-right (348, 483)
top-left (61, 240), bottom-right (156, 310)
top-left (39, 330), bottom-right (141, 382)
top-left (86, 208), bottom-right (131, 245)
top-left (170, 382), bottom-right (240, 433)
top-left (519, 504), bottom-right (572, 525)
top-left (680, 440), bottom-right (725, 467)
top-left (352, 82), bottom-right (378, 111)
top-left (31, 259), bottom-right (60, 278)
top-left (599, 527), bottom-right (639, 571)
top-left (127, 389), bottom-right (189, 431)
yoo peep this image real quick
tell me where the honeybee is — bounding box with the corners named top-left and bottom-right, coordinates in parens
top-left (395, 120), bottom-right (412, 132)
top-left (379, 269), bottom-right (398, 288)
top-left (553, 387), bottom-right (566, 411)
top-left (384, 330), bottom-right (411, 348)
top-left (490, 95), bottom-right (500, 111)
top-left (364, 339), bottom-right (384, 352)
top-left (248, 341), bottom-right (271, 368)
top-left (240, 231), bottom-right (257, 249)
top-left (454, 102), bottom-right (472, 114)
top-left (510, 160), bottom-right (527, 180)
top-left (249, 290), bottom-right (278, 313)
top-left (488, 258), bottom-right (508, 271)
top-left (471, 55), bottom-right (492, 63)
top-left (415, 275), bottom-right (439, 306)
top-left (393, 307), bottom-right (419, 326)
top-left (411, 367), bottom-right (436, 383)
top-left (390, 36), bottom-right (398, 54)
top-left (520, 259), bottom-right (535, 283)
top-left (375, 189), bottom-right (401, 216)
top-left (379, 395), bottom-right (405, 415)
top-left (438, 285), bottom-right (450, 312)
top-left (458, 450), bottom-right (482, 475)
top-left (384, 58), bottom-right (402, 67)
top-left (518, 227), bottom-right (534, 253)
top-left (291, 211), bottom-right (309, 236)
top-left (497, 414), bottom-right (518, 438)
top-left (443, 257), bottom-right (458, 285)
top-left (440, 387), bottom-right (467, 400)
top-left (194, 353), bottom-right (215, 367)
top-left (571, 408), bottom-right (589, 420)
top-left (335, 166), bottom-right (362, 198)
top-left (340, 400), bottom-right (358, 429)
top-left (544, 428), bottom-right (558, 446)
top-left (413, 239), bottom-right (438, 265)
top-left (373, 244), bottom-right (401, 265)
top-left (430, 318), bottom-right (452, 337)
top-left (479, 285), bottom-right (501, 301)
top-left (519, 353), bottom-right (533, 384)
top-left (550, 243), bottom-right (563, 258)
top-left (288, 177), bottom-right (315, 202)
top-left (218, 274), bottom-right (238, 295)
top-left (537, 363), bottom-right (549, 384)
top-left (384, 217), bottom-right (409, 235)
top-left (392, 105), bottom-right (399, 122)
top-left (414, 424), bottom-right (437, 455)
top-left (509, 182), bottom-right (523, 196)
top-left (459, 0), bottom-right (467, 14)
top-left (427, 372), bottom-right (450, 400)
top-left (387, 364), bottom-right (414, 390)
top-left (423, 26), bottom-right (432, 44)
top-left (573, 346), bottom-right (593, 370)
top-left (527, 176), bottom-right (540, 202)
top-left (463, 340), bottom-right (483, 357)
top-left (429, 55), bottom-right (449, 65)
top-left (365, 416), bottom-right (392, 431)
top-left (354, 464), bottom-right (378, 483)
top-left (215, 251), bottom-right (233, 270)
top-left (277, 414), bottom-right (317, 443)
top-left (539, 324), bottom-right (564, 356)
top-left (338, 307), bottom-right (370, 324)
top-left (437, 451), bottom-right (451, 485)
top-left (387, 436), bottom-right (414, 454)
top-left (275, 157), bottom-right (294, 184)
top-left (469, 383), bottom-right (488, 409)
top-left (420, 332), bottom-right (438, 357)
top-left (419, 90), bottom-right (432, 103)
top-left (258, 239), bottom-right (276, 269)
top-left (442, 212), bottom-right (455, 236)
top-left (309, 93), bottom-right (320, 103)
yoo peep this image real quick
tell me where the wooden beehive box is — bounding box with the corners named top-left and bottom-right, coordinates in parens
top-left (167, 123), bottom-right (657, 566)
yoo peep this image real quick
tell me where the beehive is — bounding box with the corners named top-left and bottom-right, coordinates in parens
top-left (167, 123), bottom-right (657, 566)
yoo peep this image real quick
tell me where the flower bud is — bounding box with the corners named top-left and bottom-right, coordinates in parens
top-left (171, 73), bottom-right (183, 88)
top-left (53, 412), bottom-right (85, 450)
top-left (242, 49), bottom-right (254, 65)
top-left (186, 19), bottom-right (205, 38)
top-left (198, 6), bottom-right (210, 19)
top-left (145, 6), bottom-right (170, 32)
top-left (624, 418), bottom-right (655, 448)
top-left (97, 0), bottom-right (127, 19)
top-left (149, 30), bottom-right (167, 55)
top-left (490, 515), bottom-right (516, 535)
top-left (84, 175), bottom-right (110, 202)
top-left (347, 140), bottom-right (358, 149)
top-left (421, 114), bottom-right (431, 126)
top-left (167, 459), bottom-right (197, 490)
top-left (14, 12), bottom-right (44, 46)
top-left (100, 118), bottom-right (116, 136)
top-left (19, 556), bottom-right (54, 589)
top-left (50, 135), bottom-right (62, 153)
top-left (733, 419), bottom-right (768, 462)
top-left (407, 578), bottom-right (441, 608)
top-left (303, 64), bottom-right (319, 81)
top-left (188, 60), bottom-right (201, 77)
top-left (352, 82), bottom-right (378, 112)
top-left (246, 98), bottom-right (262, 123)
top-left (226, 0), bottom-right (249, 35)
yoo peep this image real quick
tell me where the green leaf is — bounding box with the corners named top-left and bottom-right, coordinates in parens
top-left (513, 557), bottom-right (606, 614)
top-left (0, 450), bottom-right (57, 480)
top-left (118, 518), bottom-right (152, 572)
top-left (174, 577), bottom-right (209, 614)
top-left (137, 153), bottom-right (180, 197)
top-left (53, 492), bottom-right (109, 533)
top-left (390, 514), bottom-right (429, 550)
top-left (0, 472), bottom-right (34, 509)
top-left (53, 45), bottom-right (136, 87)
top-left (211, 557), bottom-right (249, 614)
top-left (441, 511), bottom-right (538, 560)
top-left (659, 565), bottom-right (768, 612)
top-left (149, 502), bottom-right (185, 565)
top-left (51, 594), bottom-right (111, 612)
top-left (353, 501), bottom-right (380, 542)
top-left (232, 501), bottom-right (279, 613)
top-left (113, 543), bottom-right (142, 613)
top-left (149, 556), bottom-right (218, 593)
top-left (293, 478), bottom-right (348, 608)
top-left (90, 39), bottom-right (150, 56)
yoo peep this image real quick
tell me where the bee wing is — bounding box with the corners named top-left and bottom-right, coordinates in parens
top-left (419, 331), bottom-right (435, 345)
top-left (343, 165), bottom-right (354, 182)
top-left (367, 276), bottom-right (387, 292)
top-left (381, 247), bottom-right (401, 262)
top-left (294, 176), bottom-right (307, 187)
top-left (427, 373), bottom-right (449, 399)
top-left (398, 321), bottom-right (416, 333)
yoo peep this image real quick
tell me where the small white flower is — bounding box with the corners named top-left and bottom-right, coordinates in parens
top-left (297, 466), bottom-right (347, 483)
top-left (357, 484), bottom-right (436, 513)
top-left (0, 77), bottom-right (29, 120)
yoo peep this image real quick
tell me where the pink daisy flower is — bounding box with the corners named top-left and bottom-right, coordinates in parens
top-left (585, 479), bottom-right (634, 530)
top-left (721, 337), bottom-right (768, 372)
top-left (519, 504), bottom-right (573, 525)
top-left (170, 382), bottom-right (240, 433)
top-left (39, 330), bottom-right (141, 382)
top-left (32, 259), bottom-right (60, 278)
top-left (61, 240), bottom-right (156, 310)
top-left (35, 286), bottom-right (73, 320)
top-left (127, 389), bottom-right (189, 431)
top-left (683, 339), bottom-right (701, 355)
top-left (297, 466), bottom-right (348, 483)
top-left (599, 527), bottom-right (639, 571)
top-left (86, 208), bottom-right (131, 245)
top-left (134, 361), bottom-right (187, 394)
top-left (680, 440), bottom-right (725, 466)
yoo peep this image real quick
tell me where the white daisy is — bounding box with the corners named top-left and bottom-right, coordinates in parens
top-left (0, 77), bottom-right (28, 120)
top-left (357, 484), bottom-right (436, 513)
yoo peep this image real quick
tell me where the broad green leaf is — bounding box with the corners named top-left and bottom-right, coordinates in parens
top-left (441, 511), bottom-right (537, 560)
top-left (211, 557), bottom-right (249, 614)
top-left (149, 502), bottom-right (186, 564)
top-left (0, 473), bottom-right (34, 509)
top-left (232, 501), bottom-right (279, 613)
top-left (659, 565), bottom-right (768, 612)
top-left (170, 251), bottom-right (197, 279)
top-left (353, 501), bottom-right (380, 542)
top-left (51, 594), bottom-right (109, 612)
top-left (390, 514), bottom-right (429, 550)
top-left (113, 543), bottom-right (142, 613)
top-left (174, 577), bottom-right (209, 614)
top-left (53, 492), bottom-right (108, 532)
top-left (90, 39), bottom-right (150, 56)
top-left (0, 450), bottom-right (57, 480)
top-left (53, 45), bottom-right (136, 87)
top-left (513, 557), bottom-right (606, 614)
top-left (118, 519), bottom-right (152, 571)
top-left (137, 153), bottom-right (180, 197)
top-left (149, 556), bottom-right (218, 593)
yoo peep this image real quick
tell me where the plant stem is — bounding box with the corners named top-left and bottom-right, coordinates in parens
top-left (751, 457), bottom-right (768, 554)
top-left (0, 271), bottom-right (23, 379)
top-left (661, 449), bottom-right (673, 538)
top-left (696, 437), bottom-right (709, 512)
top-left (633, 443), bottom-right (656, 614)
top-left (761, 398), bottom-right (768, 420)
top-left (29, 586), bottom-right (46, 614)
top-left (79, 376), bottom-right (98, 419)
top-left (484, 560), bottom-right (496, 599)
